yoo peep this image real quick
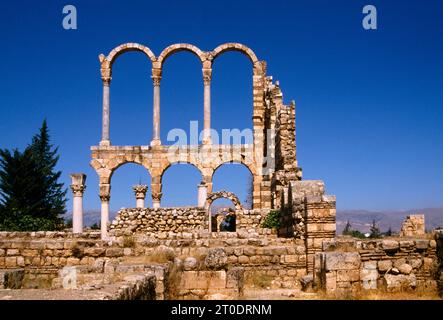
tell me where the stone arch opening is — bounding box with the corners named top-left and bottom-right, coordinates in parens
top-left (108, 51), bottom-right (153, 145)
top-left (157, 44), bottom-right (205, 68)
top-left (211, 206), bottom-right (236, 232)
top-left (160, 163), bottom-right (203, 207)
top-left (212, 162), bottom-right (254, 209)
top-left (106, 43), bottom-right (156, 68)
top-left (108, 162), bottom-right (151, 212)
top-left (160, 51), bottom-right (204, 144)
top-left (211, 43), bottom-right (259, 65)
top-left (211, 51), bottom-right (254, 141)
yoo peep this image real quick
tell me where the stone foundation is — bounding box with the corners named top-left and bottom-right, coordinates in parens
top-left (315, 236), bottom-right (440, 296)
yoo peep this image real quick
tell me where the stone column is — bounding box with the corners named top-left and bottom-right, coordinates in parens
top-left (133, 185), bottom-right (148, 208)
top-left (202, 68), bottom-right (212, 144)
top-left (151, 175), bottom-right (162, 209)
top-left (151, 67), bottom-right (162, 146)
top-left (152, 191), bottom-right (162, 209)
top-left (100, 69), bottom-right (111, 146)
top-left (70, 173), bottom-right (86, 234)
top-left (99, 184), bottom-right (111, 239)
top-left (197, 182), bottom-right (207, 208)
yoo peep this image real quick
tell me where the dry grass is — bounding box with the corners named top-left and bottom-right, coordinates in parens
top-left (244, 272), bottom-right (274, 289)
top-left (122, 235), bottom-right (135, 248)
top-left (314, 290), bottom-right (442, 300)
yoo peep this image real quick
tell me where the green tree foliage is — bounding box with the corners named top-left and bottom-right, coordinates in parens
top-left (261, 210), bottom-right (281, 229)
top-left (342, 220), bottom-right (366, 239)
top-left (0, 120), bottom-right (66, 231)
top-left (369, 219), bottom-right (381, 238)
top-left (342, 220), bottom-right (352, 235)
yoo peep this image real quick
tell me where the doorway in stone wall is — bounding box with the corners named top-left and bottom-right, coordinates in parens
top-left (211, 207), bottom-right (236, 232)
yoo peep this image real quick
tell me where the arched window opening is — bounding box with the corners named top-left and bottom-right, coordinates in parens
top-left (212, 163), bottom-right (253, 209)
top-left (161, 163), bottom-right (202, 207)
top-left (109, 163), bottom-right (151, 213)
top-left (161, 52), bottom-right (203, 145)
top-left (111, 52), bottom-right (152, 145)
top-left (209, 199), bottom-right (237, 232)
top-left (211, 52), bottom-right (253, 145)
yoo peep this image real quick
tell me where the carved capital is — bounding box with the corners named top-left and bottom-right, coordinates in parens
top-left (99, 194), bottom-right (110, 202)
top-left (133, 184), bottom-right (148, 200)
top-left (101, 67), bottom-right (112, 86)
top-left (152, 191), bottom-right (163, 202)
top-left (152, 75), bottom-right (162, 86)
top-left (151, 68), bottom-right (162, 86)
top-left (99, 184), bottom-right (111, 202)
top-left (70, 184), bottom-right (86, 197)
top-left (202, 68), bottom-right (212, 86)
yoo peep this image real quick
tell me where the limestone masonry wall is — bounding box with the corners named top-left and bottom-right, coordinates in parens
top-left (110, 207), bottom-right (208, 233)
top-left (315, 236), bottom-right (440, 296)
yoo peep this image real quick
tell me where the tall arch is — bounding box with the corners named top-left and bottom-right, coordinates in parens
top-left (211, 43), bottom-right (259, 65)
top-left (106, 42), bottom-right (157, 67)
top-left (107, 162), bottom-right (151, 211)
top-left (212, 162), bottom-right (254, 209)
top-left (160, 163), bottom-right (203, 207)
top-left (159, 49), bottom-right (205, 144)
top-left (157, 43), bottom-right (206, 68)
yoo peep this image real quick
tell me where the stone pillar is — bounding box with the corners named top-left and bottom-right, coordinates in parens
top-left (151, 175), bottom-right (162, 209)
top-left (197, 182), bottom-right (207, 208)
top-left (99, 184), bottom-right (111, 239)
top-left (151, 68), bottom-right (162, 146)
top-left (133, 185), bottom-right (148, 208)
top-left (100, 72), bottom-right (111, 146)
top-left (152, 191), bottom-right (162, 209)
top-left (70, 173), bottom-right (86, 234)
top-left (202, 68), bottom-right (212, 144)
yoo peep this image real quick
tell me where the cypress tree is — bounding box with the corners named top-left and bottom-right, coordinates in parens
top-left (0, 120), bottom-right (66, 230)
top-left (343, 220), bottom-right (352, 235)
top-left (28, 119), bottom-right (67, 223)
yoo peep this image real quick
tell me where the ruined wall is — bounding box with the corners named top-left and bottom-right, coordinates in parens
top-left (110, 207), bottom-right (208, 234)
top-left (315, 237), bottom-right (439, 296)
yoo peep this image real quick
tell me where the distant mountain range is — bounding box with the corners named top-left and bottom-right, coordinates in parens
top-left (336, 208), bottom-right (443, 234)
top-left (65, 207), bottom-right (443, 233)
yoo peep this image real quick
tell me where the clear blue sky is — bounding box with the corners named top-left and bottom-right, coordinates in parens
top-left (0, 0), bottom-right (442, 212)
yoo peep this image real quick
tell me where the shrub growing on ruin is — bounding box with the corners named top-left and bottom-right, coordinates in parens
top-left (261, 210), bottom-right (281, 229)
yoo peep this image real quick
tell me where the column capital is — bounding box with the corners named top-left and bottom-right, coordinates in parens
top-left (99, 184), bottom-right (111, 202)
top-left (101, 67), bottom-right (112, 86)
top-left (102, 77), bottom-right (112, 86)
top-left (202, 68), bottom-right (212, 86)
top-left (99, 194), bottom-right (110, 202)
top-left (70, 184), bottom-right (86, 197)
top-left (152, 191), bottom-right (162, 202)
top-left (151, 75), bottom-right (162, 86)
top-left (133, 184), bottom-right (148, 200)
top-left (70, 173), bottom-right (87, 196)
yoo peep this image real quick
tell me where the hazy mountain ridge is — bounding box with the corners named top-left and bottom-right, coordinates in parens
top-left (65, 207), bottom-right (443, 233)
top-left (336, 208), bottom-right (443, 234)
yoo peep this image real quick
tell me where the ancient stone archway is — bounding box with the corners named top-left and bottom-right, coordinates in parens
top-left (205, 191), bottom-right (243, 211)
top-left (91, 42), bottom-right (304, 238)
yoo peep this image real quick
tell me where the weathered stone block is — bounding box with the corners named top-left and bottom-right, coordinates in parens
top-left (381, 240), bottom-right (399, 251)
top-left (337, 270), bottom-right (360, 282)
top-left (238, 256), bottom-right (249, 264)
top-left (5, 257), bottom-right (17, 267)
top-left (361, 266), bottom-right (378, 290)
top-left (382, 274), bottom-right (416, 292)
top-left (377, 260), bottom-right (392, 272)
top-left (324, 252), bottom-right (360, 271)
top-left (398, 263), bottom-right (413, 275)
top-left (180, 271), bottom-right (227, 290)
top-left (414, 239), bottom-right (429, 250)
top-left (105, 248), bottom-right (124, 257)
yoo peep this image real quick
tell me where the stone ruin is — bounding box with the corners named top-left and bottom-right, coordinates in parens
top-left (400, 214), bottom-right (425, 237)
top-left (0, 43), bottom-right (442, 300)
